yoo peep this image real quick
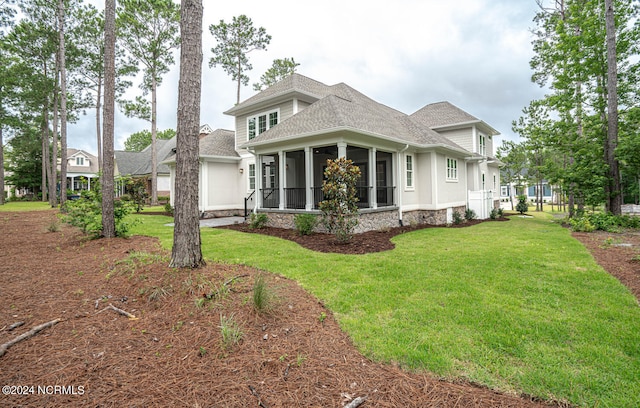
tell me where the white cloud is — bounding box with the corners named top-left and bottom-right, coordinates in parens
top-left (69, 0), bottom-right (546, 154)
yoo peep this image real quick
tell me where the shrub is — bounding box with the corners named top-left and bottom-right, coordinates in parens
top-left (452, 210), bottom-right (463, 225)
top-left (569, 217), bottom-right (595, 232)
top-left (60, 184), bottom-right (137, 238)
top-left (124, 177), bottom-right (149, 213)
top-left (294, 213), bottom-right (317, 235)
top-left (164, 202), bottom-right (174, 216)
top-left (465, 208), bottom-right (476, 221)
top-left (490, 208), bottom-right (500, 220)
top-left (248, 213), bottom-right (268, 229)
top-left (319, 158), bottom-right (361, 243)
top-left (516, 195), bottom-right (529, 214)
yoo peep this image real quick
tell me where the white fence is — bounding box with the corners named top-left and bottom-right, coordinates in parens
top-left (468, 190), bottom-right (494, 219)
top-left (622, 204), bottom-right (640, 216)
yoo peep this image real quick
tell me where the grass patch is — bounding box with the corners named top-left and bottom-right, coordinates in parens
top-left (0, 201), bottom-right (52, 212)
top-left (129, 211), bottom-right (640, 407)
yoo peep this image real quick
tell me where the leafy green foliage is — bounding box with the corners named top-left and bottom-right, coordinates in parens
top-left (124, 128), bottom-right (175, 152)
top-left (516, 195), bottom-right (529, 214)
top-left (124, 177), bottom-right (148, 212)
top-left (570, 212), bottom-right (640, 232)
top-left (252, 57), bottom-right (299, 91)
top-left (60, 182), bottom-right (137, 238)
top-left (294, 213), bottom-right (317, 235)
top-left (451, 210), bottom-right (463, 225)
top-left (464, 208), bottom-right (476, 221)
top-left (248, 213), bottom-right (268, 229)
top-left (319, 158), bottom-right (361, 243)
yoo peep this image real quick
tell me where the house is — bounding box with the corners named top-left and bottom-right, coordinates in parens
top-left (65, 149), bottom-right (99, 192)
top-left (165, 73), bottom-right (502, 232)
top-left (115, 139), bottom-right (176, 199)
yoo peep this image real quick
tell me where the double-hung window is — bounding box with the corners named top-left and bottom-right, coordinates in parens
top-left (446, 158), bottom-right (458, 181)
top-left (248, 163), bottom-right (256, 190)
top-left (247, 109), bottom-right (279, 140)
top-left (405, 154), bottom-right (414, 189)
top-left (479, 134), bottom-right (486, 156)
top-left (76, 157), bottom-right (84, 166)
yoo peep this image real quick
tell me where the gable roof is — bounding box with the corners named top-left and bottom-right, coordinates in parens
top-left (411, 102), bottom-right (499, 136)
top-left (66, 148), bottom-right (99, 174)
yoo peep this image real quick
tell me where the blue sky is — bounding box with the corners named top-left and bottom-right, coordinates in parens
top-left (70, 0), bottom-right (547, 154)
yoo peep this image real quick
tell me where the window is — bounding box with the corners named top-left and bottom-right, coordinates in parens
top-left (479, 134), bottom-right (486, 156)
top-left (248, 163), bottom-right (256, 190)
top-left (446, 158), bottom-right (458, 181)
top-left (248, 118), bottom-right (256, 140)
top-left (493, 174), bottom-right (497, 190)
top-left (247, 109), bottom-right (278, 141)
top-left (405, 154), bottom-right (414, 189)
top-left (76, 157), bottom-right (84, 166)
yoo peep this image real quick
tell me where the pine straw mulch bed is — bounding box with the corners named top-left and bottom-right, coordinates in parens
top-left (0, 210), bottom-right (636, 407)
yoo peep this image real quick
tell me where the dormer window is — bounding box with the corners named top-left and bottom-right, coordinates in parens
top-left (76, 157), bottom-right (85, 166)
top-left (248, 109), bottom-right (279, 140)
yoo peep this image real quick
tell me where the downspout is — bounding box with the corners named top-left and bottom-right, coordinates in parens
top-left (397, 144), bottom-right (409, 226)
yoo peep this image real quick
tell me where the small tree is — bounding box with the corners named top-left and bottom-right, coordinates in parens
top-left (319, 158), bottom-right (361, 243)
top-left (516, 195), bottom-right (529, 215)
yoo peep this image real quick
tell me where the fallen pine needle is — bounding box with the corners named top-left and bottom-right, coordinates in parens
top-left (0, 318), bottom-right (62, 358)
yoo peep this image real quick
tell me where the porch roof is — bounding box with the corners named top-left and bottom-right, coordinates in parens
top-left (162, 129), bottom-right (238, 165)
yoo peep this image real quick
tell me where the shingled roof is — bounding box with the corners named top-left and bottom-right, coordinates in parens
top-left (115, 138), bottom-right (176, 177)
top-left (242, 79), bottom-right (467, 152)
top-left (162, 129), bottom-right (238, 163)
top-left (411, 101), bottom-right (499, 135)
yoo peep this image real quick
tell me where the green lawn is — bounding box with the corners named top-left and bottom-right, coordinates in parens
top-left (0, 201), bottom-right (53, 212)
top-left (127, 212), bottom-right (640, 407)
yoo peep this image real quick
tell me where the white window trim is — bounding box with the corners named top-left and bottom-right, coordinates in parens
top-left (405, 154), bottom-right (414, 190)
top-left (446, 157), bottom-right (458, 182)
top-left (246, 108), bottom-right (280, 141)
top-left (248, 163), bottom-right (256, 191)
top-left (479, 133), bottom-right (486, 156)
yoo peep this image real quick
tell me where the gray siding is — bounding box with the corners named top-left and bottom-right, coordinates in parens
top-left (438, 128), bottom-right (473, 152)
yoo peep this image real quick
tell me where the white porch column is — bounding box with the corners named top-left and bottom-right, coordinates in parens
top-left (255, 154), bottom-right (263, 211)
top-left (87, 177), bottom-right (91, 191)
top-left (278, 151), bottom-right (285, 210)
top-left (305, 147), bottom-right (313, 210)
top-left (370, 148), bottom-right (377, 209)
top-left (337, 142), bottom-right (347, 159)
top-left (70, 176), bottom-right (75, 191)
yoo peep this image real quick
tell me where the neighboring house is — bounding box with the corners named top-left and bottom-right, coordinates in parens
top-left (65, 149), bottom-right (99, 192)
top-left (165, 73), bottom-right (502, 232)
top-left (500, 178), bottom-right (555, 204)
top-left (115, 138), bottom-right (177, 199)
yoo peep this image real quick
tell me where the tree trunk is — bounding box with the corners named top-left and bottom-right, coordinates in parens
top-left (50, 85), bottom-right (58, 207)
top-left (101, 0), bottom-right (116, 238)
top-left (41, 103), bottom-right (49, 203)
top-left (171, 0), bottom-right (205, 268)
top-left (0, 124), bottom-right (4, 205)
top-left (50, 60), bottom-right (59, 207)
top-left (604, 0), bottom-right (622, 215)
top-left (96, 79), bottom-right (102, 172)
top-left (151, 75), bottom-right (158, 205)
top-left (58, 0), bottom-right (67, 208)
